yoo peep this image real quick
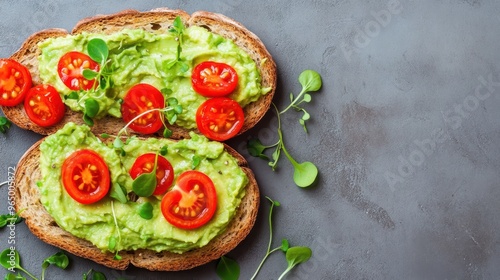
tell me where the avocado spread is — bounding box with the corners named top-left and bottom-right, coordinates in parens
top-left (38, 123), bottom-right (248, 253)
top-left (37, 27), bottom-right (270, 128)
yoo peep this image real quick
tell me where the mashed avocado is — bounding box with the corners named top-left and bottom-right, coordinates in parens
top-left (37, 27), bottom-right (269, 128)
top-left (38, 123), bottom-right (248, 253)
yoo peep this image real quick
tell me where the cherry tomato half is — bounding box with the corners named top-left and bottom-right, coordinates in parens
top-left (196, 97), bottom-right (244, 141)
top-left (191, 61), bottom-right (238, 97)
top-left (0, 59), bottom-right (32, 106)
top-left (57, 51), bottom-right (99, 91)
top-left (24, 84), bottom-right (65, 127)
top-left (121, 84), bottom-right (165, 134)
top-left (61, 149), bottom-right (111, 204)
top-left (161, 170), bottom-right (217, 230)
top-left (129, 153), bottom-right (174, 196)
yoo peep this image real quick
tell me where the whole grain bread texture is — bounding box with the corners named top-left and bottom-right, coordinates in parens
top-left (14, 137), bottom-right (260, 271)
top-left (2, 8), bottom-right (277, 139)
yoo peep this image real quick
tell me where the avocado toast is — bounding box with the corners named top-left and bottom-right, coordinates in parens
top-left (14, 123), bottom-right (260, 271)
top-left (1, 8), bottom-right (277, 139)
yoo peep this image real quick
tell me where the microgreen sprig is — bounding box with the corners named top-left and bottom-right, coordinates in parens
top-left (1, 249), bottom-right (69, 280)
top-left (0, 116), bottom-right (12, 134)
top-left (77, 38), bottom-right (115, 126)
top-left (280, 70), bottom-right (322, 132)
top-left (82, 269), bottom-right (107, 280)
top-left (166, 16), bottom-right (189, 72)
top-left (132, 153), bottom-right (159, 197)
top-left (247, 70), bottom-right (322, 188)
top-left (112, 96), bottom-right (183, 151)
top-left (244, 197), bottom-right (312, 280)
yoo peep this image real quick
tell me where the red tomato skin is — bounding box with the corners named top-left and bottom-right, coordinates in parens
top-left (57, 51), bottom-right (99, 91)
top-left (191, 61), bottom-right (238, 97)
top-left (61, 149), bottom-right (111, 204)
top-left (24, 84), bottom-right (65, 127)
top-left (0, 59), bottom-right (32, 106)
top-left (196, 97), bottom-right (245, 141)
top-left (129, 153), bottom-right (174, 196)
top-left (161, 170), bottom-right (217, 230)
top-left (121, 83), bottom-right (165, 134)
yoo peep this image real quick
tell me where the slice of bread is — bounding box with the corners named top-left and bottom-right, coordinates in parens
top-left (2, 8), bottom-right (277, 139)
top-left (13, 137), bottom-right (260, 271)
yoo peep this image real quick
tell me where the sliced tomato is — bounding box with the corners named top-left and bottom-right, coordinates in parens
top-left (61, 149), bottom-right (110, 204)
top-left (121, 84), bottom-right (165, 134)
top-left (191, 61), bottom-right (238, 97)
top-left (196, 97), bottom-right (244, 141)
top-left (161, 170), bottom-right (217, 230)
top-left (24, 84), bottom-right (65, 127)
top-left (57, 51), bottom-right (99, 91)
top-left (129, 153), bottom-right (174, 196)
top-left (0, 59), bottom-right (32, 106)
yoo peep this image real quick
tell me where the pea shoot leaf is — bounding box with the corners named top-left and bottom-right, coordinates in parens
top-left (216, 256), bottom-right (240, 280)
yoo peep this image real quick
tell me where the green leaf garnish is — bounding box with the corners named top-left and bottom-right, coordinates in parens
top-left (0, 214), bottom-right (22, 228)
top-left (216, 256), bottom-right (240, 280)
top-left (159, 145), bottom-right (168, 156)
top-left (137, 202), bottom-right (154, 220)
top-left (41, 252), bottom-right (69, 280)
top-left (84, 98), bottom-right (99, 118)
top-left (65, 91), bottom-right (79, 100)
top-left (0, 249), bottom-right (38, 280)
top-left (278, 247), bottom-right (312, 280)
top-left (249, 198), bottom-right (312, 280)
top-left (109, 183), bottom-right (128, 204)
top-left (0, 117), bottom-right (12, 134)
top-left (191, 155), bottom-right (201, 169)
top-left (87, 38), bottom-right (109, 64)
top-left (132, 154), bottom-right (158, 197)
top-left (247, 70), bottom-right (322, 187)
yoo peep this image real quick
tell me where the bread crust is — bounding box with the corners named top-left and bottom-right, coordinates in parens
top-left (1, 8), bottom-right (276, 139)
top-left (13, 137), bottom-right (260, 271)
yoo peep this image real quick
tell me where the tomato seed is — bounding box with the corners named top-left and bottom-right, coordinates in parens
top-left (82, 60), bottom-right (90, 68)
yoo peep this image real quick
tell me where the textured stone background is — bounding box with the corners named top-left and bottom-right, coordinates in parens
top-left (1, 0), bottom-right (499, 279)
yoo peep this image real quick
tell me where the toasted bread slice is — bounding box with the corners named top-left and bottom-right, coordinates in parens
top-left (13, 137), bottom-right (260, 271)
top-left (2, 8), bottom-right (276, 139)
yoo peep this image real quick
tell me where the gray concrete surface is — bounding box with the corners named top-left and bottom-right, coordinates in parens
top-left (1, 0), bottom-right (499, 279)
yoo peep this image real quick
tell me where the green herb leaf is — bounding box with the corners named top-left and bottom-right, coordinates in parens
top-left (163, 128), bottom-right (173, 138)
top-left (303, 93), bottom-right (312, 103)
top-left (87, 38), bottom-right (109, 64)
top-left (0, 117), bottom-right (12, 134)
top-left (159, 145), bottom-right (168, 156)
top-left (191, 155), bottom-right (201, 169)
top-left (137, 202), bottom-right (154, 220)
top-left (277, 247), bottom-right (312, 280)
top-left (108, 236), bottom-right (117, 251)
top-left (292, 161), bottom-right (318, 188)
top-left (100, 133), bottom-right (110, 139)
top-left (90, 270), bottom-right (107, 280)
top-left (247, 139), bottom-right (269, 160)
top-left (4, 272), bottom-right (26, 280)
top-left (216, 256), bottom-right (240, 280)
top-left (65, 91), bottom-right (79, 100)
top-left (172, 16), bottom-right (185, 33)
top-left (84, 98), bottom-right (100, 118)
top-left (281, 239), bottom-right (290, 252)
top-left (0, 249), bottom-right (19, 269)
top-left (132, 172), bottom-right (157, 197)
top-left (83, 269), bottom-right (107, 280)
top-left (83, 114), bottom-right (94, 126)
top-left (0, 214), bottom-right (22, 228)
top-left (109, 183), bottom-right (128, 204)
top-left (42, 252), bottom-right (69, 270)
top-left (82, 69), bottom-right (98, 80)
top-left (298, 70), bottom-right (322, 92)
top-left (113, 137), bottom-right (124, 149)
top-left (161, 88), bottom-right (173, 95)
